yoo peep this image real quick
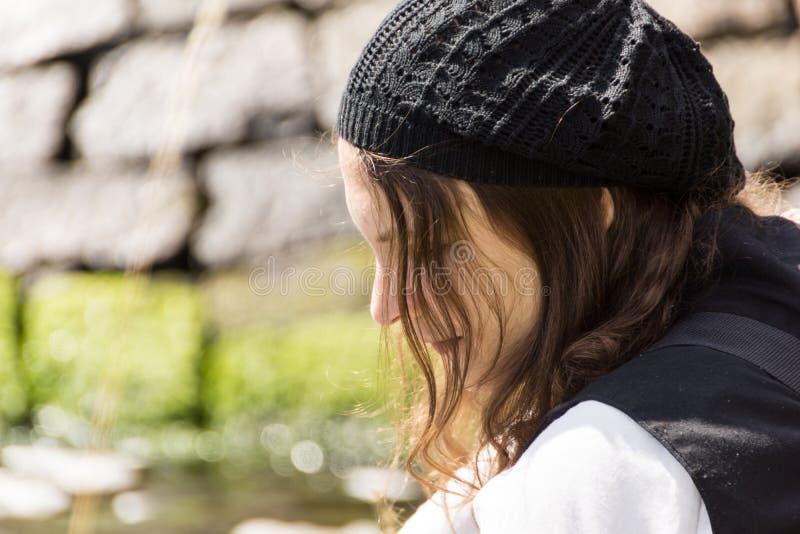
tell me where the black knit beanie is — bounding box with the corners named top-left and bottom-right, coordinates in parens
top-left (335, 0), bottom-right (746, 196)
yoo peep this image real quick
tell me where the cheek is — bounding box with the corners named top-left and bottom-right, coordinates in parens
top-left (460, 261), bottom-right (538, 349)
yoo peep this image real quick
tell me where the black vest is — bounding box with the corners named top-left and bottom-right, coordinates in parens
top-left (525, 206), bottom-right (800, 534)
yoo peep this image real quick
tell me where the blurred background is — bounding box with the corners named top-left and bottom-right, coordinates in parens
top-left (0, 0), bottom-right (798, 533)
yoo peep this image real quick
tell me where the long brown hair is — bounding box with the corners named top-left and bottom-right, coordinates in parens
top-left (332, 132), bottom-right (786, 530)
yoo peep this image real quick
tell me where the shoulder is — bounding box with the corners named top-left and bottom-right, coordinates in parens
top-left (472, 400), bottom-right (712, 534)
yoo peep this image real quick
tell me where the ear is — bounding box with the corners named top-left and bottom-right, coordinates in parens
top-left (601, 187), bottom-right (615, 231)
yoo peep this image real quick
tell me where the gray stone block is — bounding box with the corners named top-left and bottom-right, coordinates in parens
top-left (70, 10), bottom-right (313, 162)
top-left (646, 0), bottom-right (790, 40)
top-left (0, 63), bottom-right (78, 164)
top-left (0, 165), bottom-right (196, 271)
top-left (135, 0), bottom-right (282, 32)
top-left (192, 136), bottom-right (355, 266)
top-left (310, 0), bottom-right (399, 130)
top-left (0, 0), bottom-right (134, 70)
top-left (705, 35), bottom-right (800, 171)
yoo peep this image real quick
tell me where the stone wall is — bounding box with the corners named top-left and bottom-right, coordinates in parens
top-left (1, 0), bottom-right (799, 273)
top-left (0, 0), bottom-right (398, 272)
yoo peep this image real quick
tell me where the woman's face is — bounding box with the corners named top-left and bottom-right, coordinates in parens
top-left (338, 139), bottom-right (545, 391)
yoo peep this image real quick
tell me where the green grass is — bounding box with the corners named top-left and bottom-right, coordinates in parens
top-left (203, 310), bottom-right (383, 425)
top-left (21, 271), bottom-right (206, 425)
top-left (0, 271), bottom-right (26, 425)
top-left (8, 241), bottom-right (397, 470)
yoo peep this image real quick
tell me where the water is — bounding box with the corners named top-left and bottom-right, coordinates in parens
top-left (0, 465), bottom-right (390, 534)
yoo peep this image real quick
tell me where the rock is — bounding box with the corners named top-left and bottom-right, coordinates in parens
top-left (231, 518), bottom-right (335, 534)
top-left (704, 35), bottom-right (800, 171)
top-left (0, 0), bottom-right (133, 71)
top-left (70, 10), bottom-right (313, 162)
top-left (337, 522), bottom-right (382, 534)
top-left (0, 63), bottom-right (78, 164)
top-left (135, 0), bottom-right (282, 32)
top-left (192, 136), bottom-right (352, 266)
top-left (646, 0), bottom-right (790, 41)
top-left (2, 444), bottom-right (145, 495)
top-left (0, 164), bottom-right (195, 271)
top-left (111, 490), bottom-right (154, 524)
top-left (33, 405), bottom-right (92, 450)
top-left (231, 518), bottom-right (380, 534)
top-left (342, 467), bottom-right (422, 503)
top-left (310, 0), bottom-right (399, 129)
top-left (0, 467), bottom-right (70, 519)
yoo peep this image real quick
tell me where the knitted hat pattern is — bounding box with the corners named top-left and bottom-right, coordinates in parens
top-left (335, 0), bottom-right (746, 195)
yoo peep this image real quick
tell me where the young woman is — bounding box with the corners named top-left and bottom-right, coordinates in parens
top-left (331, 0), bottom-right (800, 532)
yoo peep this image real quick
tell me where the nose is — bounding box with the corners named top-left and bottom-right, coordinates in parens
top-left (370, 263), bottom-right (400, 326)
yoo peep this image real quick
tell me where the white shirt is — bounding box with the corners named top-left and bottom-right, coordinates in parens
top-left (398, 400), bottom-right (713, 534)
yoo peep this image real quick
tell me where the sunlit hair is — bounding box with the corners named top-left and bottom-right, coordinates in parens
top-left (331, 132), bottom-right (787, 531)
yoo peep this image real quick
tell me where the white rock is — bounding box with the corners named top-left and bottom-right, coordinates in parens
top-left (111, 490), bottom-right (154, 524)
top-left (2, 444), bottom-right (145, 495)
top-left (342, 467), bottom-right (422, 503)
top-left (0, 63), bottom-right (78, 163)
top-left (70, 11), bottom-right (313, 162)
top-left (34, 404), bottom-right (92, 449)
top-left (192, 136), bottom-right (354, 266)
top-left (646, 0), bottom-right (789, 40)
top-left (231, 518), bottom-right (379, 534)
top-left (338, 521), bottom-right (382, 534)
top-left (310, 0), bottom-right (398, 129)
top-left (0, 0), bottom-right (133, 70)
top-left (231, 518), bottom-right (335, 534)
top-left (0, 467), bottom-right (70, 519)
top-left (705, 35), bottom-right (800, 171)
top-left (0, 164), bottom-right (196, 272)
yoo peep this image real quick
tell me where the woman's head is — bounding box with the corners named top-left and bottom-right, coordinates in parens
top-left (330, 0), bottom-right (773, 518)
top-left (335, 132), bottom-right (769, 501)
top-left (339, 137), bottom-right (616, 392)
